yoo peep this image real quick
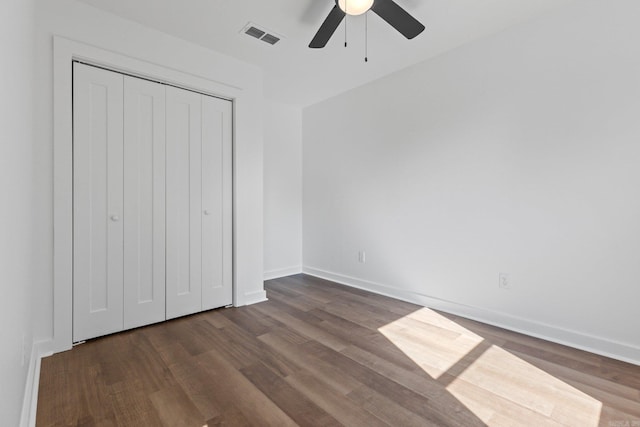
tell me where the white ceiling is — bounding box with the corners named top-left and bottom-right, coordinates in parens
top-left (78, 0), bottom-right (574, 106)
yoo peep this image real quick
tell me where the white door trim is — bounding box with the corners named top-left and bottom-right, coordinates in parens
top-left (52, 36), bottom-right (261, 354)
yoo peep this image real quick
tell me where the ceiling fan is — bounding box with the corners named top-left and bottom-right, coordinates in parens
top-left (309, 0), bottom-right (425, 49)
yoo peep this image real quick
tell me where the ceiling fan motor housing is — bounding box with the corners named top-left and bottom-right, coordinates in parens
top-left (337, 0), bottom-right (375, 16)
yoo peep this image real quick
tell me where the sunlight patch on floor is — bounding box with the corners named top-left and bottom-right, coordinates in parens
top-left (447, 345), bottom-right (602, 426)
top-left (378, 307), bottom-right (484, 378)
top-left (378, 307), bottom-right (603, 426)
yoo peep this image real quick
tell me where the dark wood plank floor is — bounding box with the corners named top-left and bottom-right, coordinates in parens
top-left (37, 274), bottom-right (640, 426)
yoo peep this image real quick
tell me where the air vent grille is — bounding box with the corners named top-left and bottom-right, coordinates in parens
top-left (260, 34), bottom-right (280, 45)
top-left (245, 26), bottom-right (265, 39)
top-left (241, 22), bottom-right (284, 46)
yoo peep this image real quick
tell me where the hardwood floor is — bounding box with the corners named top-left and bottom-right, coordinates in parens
top-left (37, 274), bottom-right (640, 426)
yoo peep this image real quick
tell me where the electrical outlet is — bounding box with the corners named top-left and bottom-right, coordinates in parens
top-left (499, 273), bottom-right (511, 290)
top-left (358, 250), bottom-right (366, 263)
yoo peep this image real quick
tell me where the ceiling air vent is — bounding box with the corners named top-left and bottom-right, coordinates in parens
top-left (241, 22), bottom-right (284, 46)
top-left (260, 34), bottom-right (280, 45)
top-left (245, 26), bottom-right (265, 39)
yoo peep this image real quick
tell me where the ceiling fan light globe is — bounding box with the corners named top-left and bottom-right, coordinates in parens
top-left (337, 0), bottom-right (374, 16)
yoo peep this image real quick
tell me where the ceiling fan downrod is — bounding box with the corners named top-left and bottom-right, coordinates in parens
top-left (345, 0), bottom-right (348, 47)
top-left (365, 10), bottom-right (368, 62)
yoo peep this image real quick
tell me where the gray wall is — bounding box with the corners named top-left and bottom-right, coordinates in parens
top-left (264, 101), bottom-right (303, 279)
top-left (0, 0), bottom-right (36, 424)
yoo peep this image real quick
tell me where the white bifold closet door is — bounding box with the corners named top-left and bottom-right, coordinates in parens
top-left (200, 93), bottom-right (233, 312)
top-left (73, 62), bottom-right (233, 342)
top-left (73, 63), bottom-right (125, 342)
top-left (122, 76), bottom-right (167, 330)
top-left (165, 86), bottom-right (233, 319)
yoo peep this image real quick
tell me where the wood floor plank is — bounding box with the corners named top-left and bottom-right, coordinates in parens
top-left (218, 306), bottom-right (274, 336)
top-left (201, 308), bottom-right (241, 329)
top-left (108, 331), bottom-right (176, 392)
top-left (37, 357), bottom-right (81, 426)
top-left (310, 310), bottom-right (421, 372)
top-left (194, 316), bottom-right (300, 378)
top-left (148, 385), bottom-right (205, 427)
top-left (205, 405), bottom-right (253, 427)
top-left (37, 274), bottom-right (640, 427)
top-left (347, 384), bottom-right (442, 427)
top-left (258, 329), bottom-right (363, 395)
top-left (162, 316), bottom-right (215, 357)
top-left (253, 301), bottom-right (350, 352)
top-left (306, 337), bottom-right (485, 427)
top-left (270, 276), bottom-right (335, 304)
top-left (321, 299), bottom-right (393, 330)
top-left (109, 382), bottom-right (165, 427)
top-left (377, 320), bottom-right (486, 377)
top-left (443, 373), bottom-right (565, 427)
top-left (285, 370), bottom-right (390, 427)
top-left (142, 323), bottom-right (193, 368)
top-left (262, 286), bottom-right (320, 312)
top-left (260, 296), bottom-right (327, 325)
top-left (508, 348), bottom-right (640, 410)
top-left (503, 339), bottom-right (640, 390)
top-left (194, 349), bottom-right (299, 427)
top-left (339, 344), bottom-right (444, 400)
top-left (38, 340), bottom-right (118, 426)
top-left (599, 404), bottom-right (640, 427)
top-left (168, 360), bottom-right (223, 421)
top-left (240, 361), bottom-right (341, 426)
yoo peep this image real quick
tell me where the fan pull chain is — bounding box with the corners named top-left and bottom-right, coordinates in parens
top-left (344, 0), bottom-right (348, 47)
top-left (365, 11), bottom-right (368, 62)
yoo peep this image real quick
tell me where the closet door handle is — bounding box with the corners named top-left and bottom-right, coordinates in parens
top-left (110, 215), bottom-right (120, 222)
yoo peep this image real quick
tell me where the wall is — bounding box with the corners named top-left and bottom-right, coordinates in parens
top-left (0, 0), bottom-right (36, 424)
top-left (303, 0), bottom-right (640, 363)
top-left (34, 0), bottom-right (265, 351)
top-left (264, 101), bottom-right (303, 279)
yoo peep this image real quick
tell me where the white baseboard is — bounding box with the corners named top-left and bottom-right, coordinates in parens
top-left (20, 340), bottom-right (53, 427)
top-left (243, 289), bottom-right (268, 306)
top-left (264, 265), bottom-right (302, 281)
top-left (303, 266), bottom-right (640, 366)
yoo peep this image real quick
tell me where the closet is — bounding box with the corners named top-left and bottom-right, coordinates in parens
top-left (72, 62), bottom-right (232, 342)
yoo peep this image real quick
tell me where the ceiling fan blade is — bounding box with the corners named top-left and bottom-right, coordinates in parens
top-left (371, 0), bottom-right (425, 40)
top-left (309, 5), bottom-right (346, 48)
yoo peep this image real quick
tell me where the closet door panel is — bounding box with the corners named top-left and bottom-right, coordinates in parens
top-left (73, 63), bottom-right (124, 342)
top-left (202, 96), bottom-right (233, 310)
top-left (123, 76), bottom-right (166, 330)
top-left (166, 86), bottom-right (203, 319)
